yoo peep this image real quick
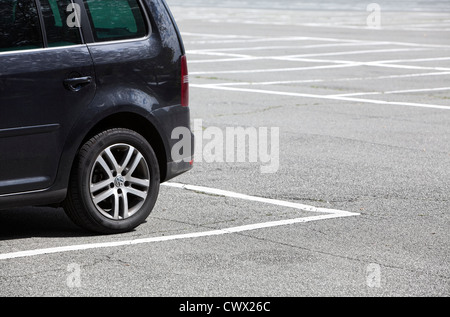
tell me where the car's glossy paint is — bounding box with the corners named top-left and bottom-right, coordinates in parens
top-left (0, 0), bottom-right (193, 208)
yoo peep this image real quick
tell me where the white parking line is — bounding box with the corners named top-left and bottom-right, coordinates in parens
top-left (162, 183), bottom-right (358, 216)
top-left (190, 63), bottom-right (362, 75)
top-left (370, 56), bottom-right (450, 64)
top-left (273, 48), bottom-right (430, 59)
top-left (202, 19), bottom-right (450, 33)
top-left (188, 42), bottom-right (387, 53)
top-left (188, 49), bottom-right (441, 65)
top-left (187, 29), bottom-right (450, 110)
top-left (330, 87), bottom-right (450, 97)
top-left (367, 62), bottom-right (450, 72)
top-left (191, 84), bottom-right (450, 111)
top-left (181, 32), bottom-right (259, 39)
top-left (0, 183), bottom-right (359, 261)
top-left (182, 32), bottom-right (450, 49)
top-left (200, 72), bottom-right (450, 87)
top-left (191, 61), bottom-right (450, 75)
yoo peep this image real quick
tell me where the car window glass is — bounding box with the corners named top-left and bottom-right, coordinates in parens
top-left (40, 0), bottom-right (82, 47)
top-left (0, 0), bottom-right (43, 52)
top-left (83, 0), bottom-right (147, 42)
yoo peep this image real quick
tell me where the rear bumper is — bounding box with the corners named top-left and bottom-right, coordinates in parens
top-left (150, 105), bottom-right (194, 182)
top-left (165, 158), bottom-right (193, 182)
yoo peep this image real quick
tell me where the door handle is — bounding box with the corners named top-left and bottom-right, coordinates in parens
top-left (64, 76), bottom-right (92, 92)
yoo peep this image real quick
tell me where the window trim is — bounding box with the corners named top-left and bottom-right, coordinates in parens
top-left (0, 43), bottom-right (87, 56)
top-left (35, 0), bottom-right (49, 47)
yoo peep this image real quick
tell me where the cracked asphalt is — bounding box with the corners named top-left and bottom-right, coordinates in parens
top-left (0, 1), bottom-right (449, 297)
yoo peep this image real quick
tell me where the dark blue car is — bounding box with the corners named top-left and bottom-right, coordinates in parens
top-left (0, 0), bottom-right (193, 233)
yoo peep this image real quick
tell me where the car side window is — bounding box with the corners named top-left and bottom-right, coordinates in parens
top-left (0, 0), bottom-right (43, 52)
top-left (83, 0), bottom-right (147, 42)
top-left (39, 0), bottom-right (82, 47)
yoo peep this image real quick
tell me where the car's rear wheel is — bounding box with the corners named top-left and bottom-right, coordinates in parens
top-left (64, 128), bottom-right (160, 234)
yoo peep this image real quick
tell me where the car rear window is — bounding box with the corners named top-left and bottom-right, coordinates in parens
top-left (40, 0), bottom-right (83, 47)
top-left (0, 0), bottom-right (43, 52)
top-left (83, 0), bottom-right (147, 42)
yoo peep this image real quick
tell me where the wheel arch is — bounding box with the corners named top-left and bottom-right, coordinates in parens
top-left (79, 112), bottom-right (169, 183)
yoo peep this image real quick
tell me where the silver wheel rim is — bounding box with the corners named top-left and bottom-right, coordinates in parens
top-left (89, 143), bottom-right (150, 220)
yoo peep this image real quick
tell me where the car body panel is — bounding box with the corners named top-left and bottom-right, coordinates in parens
top-left (0, 45), bottom-right (96, 195)
top-left (0, 0), bottom-right (193, 209)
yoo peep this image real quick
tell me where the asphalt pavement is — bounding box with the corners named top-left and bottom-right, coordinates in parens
top-left (0, 1), bottom-right (449, 297)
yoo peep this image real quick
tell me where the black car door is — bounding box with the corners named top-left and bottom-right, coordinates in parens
top-left (0, 0), bottom-right (95, 195)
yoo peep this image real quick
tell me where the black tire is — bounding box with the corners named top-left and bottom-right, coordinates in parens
top-left (64, 128), bottom-right (160, 234)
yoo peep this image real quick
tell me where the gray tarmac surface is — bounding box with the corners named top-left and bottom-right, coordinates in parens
top-left (0, 1), bottom-right (449, 297)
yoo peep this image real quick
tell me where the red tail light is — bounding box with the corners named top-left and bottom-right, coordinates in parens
top-left (181, 55), bottom-right (189, 107)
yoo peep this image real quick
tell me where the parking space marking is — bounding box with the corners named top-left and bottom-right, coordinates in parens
top-left (0, 183), bottom-right (359, 261)
top-left (188, 48), bottom-right (437, 64)
top-left (274, 48), bottom-right (431, 59)
top-left (162, 182), bottom-right (359, 216)
top-left (198, 72), bottom-right (450, 87)
top-left (191, 84), bottom-right (450, 111)
top-left (370, 56), bottom-right (450, 64)
top-left (189, 42), bottom-right (387, 53)
top-left (329, 86), bottom-right (450, 97)
top-left (190, 63), bottom-right (362, 75)
top-left (187, 31), bottom-right (450, 111)
top-left (190, 60), bottom-right (450, 75)
top-left (201, 19), bottom-right (450, 33)
top-left (367, 62), bottom-right (450, 72)
top-left (182, 33), bottom-right (450, 49)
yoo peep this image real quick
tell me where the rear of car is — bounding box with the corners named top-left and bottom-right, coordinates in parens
top-left (0, 0), bottom-right (193, 233)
